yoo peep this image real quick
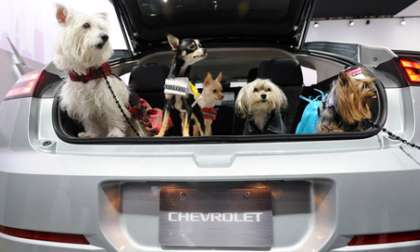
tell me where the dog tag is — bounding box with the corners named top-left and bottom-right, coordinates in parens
top-left (164, 78), bottom-right (190, 97)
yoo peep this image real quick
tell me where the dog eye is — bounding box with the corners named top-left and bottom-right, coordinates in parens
top-left (253, 88), bottom-right (258, 92)
top-left (213, 89), bottom-right (217, 93)
top-left (82, 22), bottom-right (91, 29)
top-left (188, 44), bottom-right (196, 50)
top-left (266, 88), bottom-right (271, 92)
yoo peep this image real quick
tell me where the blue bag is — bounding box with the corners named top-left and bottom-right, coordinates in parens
top-left (295, 89), bottom-right (326, 134)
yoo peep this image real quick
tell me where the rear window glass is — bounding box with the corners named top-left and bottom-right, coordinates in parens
top-left (138, 0), bottom-right (291, 25)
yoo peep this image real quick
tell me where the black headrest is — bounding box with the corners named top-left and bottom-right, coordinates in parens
top-left (258, 59), bottom-right (303, 87)
top-left (129, 63), bottom-right (169, 93)
top-left (247, 68), bottom-right (258, 83)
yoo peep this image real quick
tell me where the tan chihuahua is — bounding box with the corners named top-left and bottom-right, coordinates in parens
top-left (193, 72), bottom-right (224, 136)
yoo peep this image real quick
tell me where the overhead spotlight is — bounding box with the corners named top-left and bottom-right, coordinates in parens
top-left (348, 20), bottom-right (355, 27)
top-left (365, 19), bottom-right (371, 25)
top-left (400, 18), bottom-right (407, 26)
top-left (313, 22), bottom-right (319, 28)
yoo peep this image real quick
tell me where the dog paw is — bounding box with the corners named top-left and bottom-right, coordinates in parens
top-left (78, 132), bottom-right (97, 138)
top-left (107, 128), bottom-right (125, 138)
top-left (155, 131), bottom-right (166, 137)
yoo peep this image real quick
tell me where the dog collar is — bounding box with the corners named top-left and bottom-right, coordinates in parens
top-left (202, 107), bottom-right (217, 121)
top-left (68, 63), bottom-right (112, 83)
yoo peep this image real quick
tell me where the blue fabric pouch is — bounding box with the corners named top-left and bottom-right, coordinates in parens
top-left (295, 89), bottom-right (326, 134)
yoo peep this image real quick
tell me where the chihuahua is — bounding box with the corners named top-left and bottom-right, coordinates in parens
top-left (193, 72), bottom-right (224, 136)
top-left (157, 34), bottom-right (208, 137)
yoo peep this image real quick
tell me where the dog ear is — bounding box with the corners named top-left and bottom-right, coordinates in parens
top-left (338, 71), bottom-right (351, 86)
top-left (216, 72), bottom-right (223, 83)
top-left (235, 86), bottom-right (249, 118)
top-left (272, 84), bottom-right (288, 112)
top-left (204, 72), bottom-right (213, 86)
top-left (167, 34), bottom-right (180, 51)
top-left (56, 4), bottom-right (71, 25)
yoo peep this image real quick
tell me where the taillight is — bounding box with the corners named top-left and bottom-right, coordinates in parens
top-left (400, 59), bottom-right (420, 85)
top-left (0, 225), bottom-right (89, 245)
top-left (4, 71), bottom-right (43, 100)
top-left (348, 231), bottom-right (420, 246)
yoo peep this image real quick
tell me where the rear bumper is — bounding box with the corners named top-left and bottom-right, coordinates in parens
top-left (331, 241), bottom-right (420, 252)
top-left (1, 146), bottom-right (420, 252)
top-left (0, 233), bottom-right (105, 252)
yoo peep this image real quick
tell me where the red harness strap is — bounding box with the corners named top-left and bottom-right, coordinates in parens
top-left (68, 63), bottom-right (112, 83)
top-left (129, 98), bottom-right (173, 135)
top-left (202, 107), bottom-right (218, 121)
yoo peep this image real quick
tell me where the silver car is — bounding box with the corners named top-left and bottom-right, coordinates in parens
top-left (1, 0), bottom-right (420, 251)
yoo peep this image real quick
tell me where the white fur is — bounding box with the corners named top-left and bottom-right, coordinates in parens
top-left (235, 79), bottom-right (288, 131)
top-left (55, 4), bottom-right (144, 138)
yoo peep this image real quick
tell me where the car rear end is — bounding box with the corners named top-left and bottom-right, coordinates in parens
top-left (2, 1), bottom-right (420, 252)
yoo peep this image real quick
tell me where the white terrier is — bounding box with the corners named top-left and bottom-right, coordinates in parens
top-left (235, 79), bottom-right (288, 135)
top-left (54, 4), bottom-right (144, 138)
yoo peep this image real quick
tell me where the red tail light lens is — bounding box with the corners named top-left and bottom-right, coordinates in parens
top-left (349, 231), bottom-right (420, 246)
top-left (4, 71), bottom-right (43, 100)
top-left (400, 59), bottom-right (420, 85)
top-left (0, 225), bottom-right (89, 245)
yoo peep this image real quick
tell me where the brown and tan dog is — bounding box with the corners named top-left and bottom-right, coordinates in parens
top-left (318, 67), bottom-right (377, 133)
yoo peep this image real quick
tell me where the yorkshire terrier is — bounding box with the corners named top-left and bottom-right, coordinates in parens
top-left (235, 79), bottom-right (288, 135)
top-left (157, 34), bottom-right (208, 137)
top-left (318, 67), bottom-right (377, 133)
top-left (193, 72), bottom-right (224, 136)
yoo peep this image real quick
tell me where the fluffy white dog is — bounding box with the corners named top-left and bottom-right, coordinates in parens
top-left (236, 79), bottom-right (288, 134)
top-left (54, 4), bottom-right (144, 138)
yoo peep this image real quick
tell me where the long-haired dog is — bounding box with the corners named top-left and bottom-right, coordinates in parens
top-left (236, 79), bottom-right (288, 135)
top-left (157, 34), bottom-right (207, 137)
top-left (318, 67), bottom-right (377, 133)
top-left (54, 4), bottom-right (144, 138)
top-left (193, 72), bottom-right (224, 136)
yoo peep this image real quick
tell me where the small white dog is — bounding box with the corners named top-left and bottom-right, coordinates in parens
top-left (54, 4), bottom-right (144, 138)
top-left (235, 79), bottom-right (288, 135)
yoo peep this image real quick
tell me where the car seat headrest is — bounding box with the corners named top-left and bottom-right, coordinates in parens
top-left (129, 63), bottom-right (169, 94)
top-left (258, 59), bottom-right (303, 87)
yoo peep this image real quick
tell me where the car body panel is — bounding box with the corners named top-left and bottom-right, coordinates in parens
top-left (1, 29), bottom-right (420, 252)
top-left (1, 80), bottom-right (420, 251)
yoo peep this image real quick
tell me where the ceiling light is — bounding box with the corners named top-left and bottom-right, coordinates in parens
top-left (348, 20), bottom-right (355, 27)
top-left (313, 22), bottom-right (319, 28)
top-left (400, 18), bottom-right (407, 26)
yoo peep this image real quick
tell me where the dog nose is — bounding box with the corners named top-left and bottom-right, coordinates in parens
top-left (261, 94), bottom-right (267, 100)
top-left (101, 34), bottom-right (109, 43)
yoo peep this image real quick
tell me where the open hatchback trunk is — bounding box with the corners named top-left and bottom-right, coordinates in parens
top-left (51, 0), bottom-right (386, 144)
top-left (112, 0), bottom-right (315, 52)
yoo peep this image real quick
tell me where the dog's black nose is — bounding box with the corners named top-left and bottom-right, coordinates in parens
top-left (261, 94), bottom-right (267, 100)
top-left (101, 34), bottom-right (109, 43)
